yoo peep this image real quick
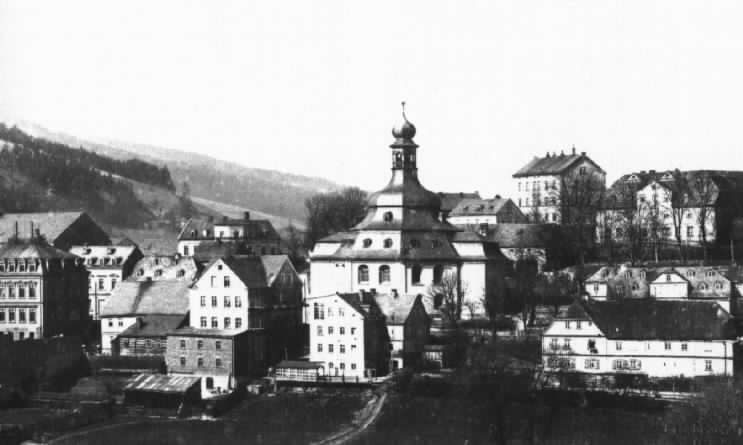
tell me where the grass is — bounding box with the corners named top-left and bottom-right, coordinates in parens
top-left (50, 388), bottom-right (372, 445)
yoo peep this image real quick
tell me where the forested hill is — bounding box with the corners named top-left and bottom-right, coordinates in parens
top-left (0, 124), bottom-right (184, 227)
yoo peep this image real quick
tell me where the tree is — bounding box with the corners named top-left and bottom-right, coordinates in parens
top-left (435, 270), bottom-right (469, 327)
top-left (281, 222), bottom-right (308, 268)
top-left (557, 168), bottom-right (605, 266)
top-left (534, 272), bottom-right (576, 316)
top-left (512, 257), bottom-right (539, 327)
top-left (694, 174), bottom-right (718, 263)
top-left (304, 187), bottom-right (367, 247)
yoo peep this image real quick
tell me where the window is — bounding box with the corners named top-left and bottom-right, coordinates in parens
top-left (681, 343), bottom-right (688, 351)
top-left (118, 319), bottom-right (123, 327)
top-left (379, 265), bottom-right (391, 283)
top-left (615, 342), bottom-right (622, 351)
top-left (664, 342), bottom-right (671, 350)
top-left (224, 317), bottom-right (231, 329)
top-left (550, 338), bottom-right (559, 350)
top-left (714, 281), bottom-right (724, 290)
top-left (362, 239), bottom-right (372, 248)
top-left (328, 362), bottom-right (334, 369)
top-left (212, 296), bottom-right (218, 307)
top-left (340, 327), bottom-right (345, 335)
top-left (8, 309), bottom-right (14, 323)
top-left (705, 360), bottom-right (712, 372)
top-left (314, 303), bottom-right (320, 320)
top-left (563, 338), bottom-right (571, 349)
top-left (340, 363), bottom-right (346, 370)
top-left (215, 340), bottom-right (222, 350)
top-left (197, 340), bottom-right (203, 349)
top-left (183, 246), bottom-right (190, 256)
top-left (328, 344), bottom-right (334, 353)
top-left (180, 339), bottom-right (186, 349)
top-left (317, 326), bottom-right (323, 336)
top-left (351, 327), bottom-right (356, 335)
top-left (351, 363), bottom-right (357, 370)
top-left (383, 239), bottom-right (393, 248)
top-left (235, 296), bottom-right (242, 307)
top-left (180, 356), bottom-right (186, 367)
top-left (224, 296), bottom-right (231, 307)
top-left (686, 270), bottom-right (696, 278)
top-left (383, 212), bottom-right (393, 222)
top-left (0, 311), bottom-right (5, 322)
top-left (224, 276), bottom-right (230, 287)
top-left (317, 343), bottom-right (323, 352)
top-left (584, 359), bottom-right (600, 370)
top-left (18, 310), bottom-right (25, 323)
top-left (615, 285), bottom-right (624, 297)
top-left (235, 318), bottom-right (242, 329)
top-left (433, 265), bottom-right (444, 285)
top-left (687, 226), bottom-right (694, 238)
top-left (565, 321), bottom-right (571, 329)
top-left (98, 278), bottom-right (105, 290)
top-left (576, 321), bottom-right (582, 329)
top-left (706, 270), bottom-right (715, 277)
top-left (698, 283), bottom-right (708, 291)
top-left (215, 358), bottom-right (223, 368)
top-left (211, 317), bottom-right (218, 328)
top-left (197, 357), bottom-right (204, 368)
top-left (340, 344), bottom-right (346, 354)
top-left (631, 283), bottom-right (640, 291)
top-left (665, 274), bottom-right (672, 282)
top-left (358, 265), bottom-right (369, 283)
top-left (210, 276), bottom-right (216, 287)
top-left (108, 319), bottom-right (113, 327)
top-left (328, 326), bottom-right (334, 335)
top-left (200, 317), bottom-right (207, 328)
top-left (200, 296), bottom-right (206, 307)
top-left (409, 239), bottom-right (420, 248)
top-left (593, 283), bottom-right (599, 293)
top-left (18, 287), bottom-right (24, 298)
top-left (177, 269), bottom-right (185, 278)
top-left (411, 265), bottom-right (422, 285)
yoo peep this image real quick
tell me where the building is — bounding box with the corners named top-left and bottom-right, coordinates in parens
top-left (373, 293), bottom-right (431, 370)
top-left (165, 327), bottom-right (266, 398)
top-left (0, 237), bottom-right (89, 341)
top-left (129, 255), bottom-right (200, 282)
top-left (437, 192), bottom-right (481, 221)
top-left (542, 299), bottom-right (735, 378)
top-left (447, 196), bottom-right (526, 228)
top-left (309, 106), bottom-right (508, 318)
top-left (69, 245), bottom-right (144, 319)
top-left (99, 280), bottom-right (190, 353)
top-left (513, 148), bottom-right (606, 223)
top-left (584, 264), bottom-right (733, 311)
top-left (308, 292), bottom-right (390, 380)
top-left (116, 314), bottom-right (188, 356)
top-left (483, 223), bottom-right (562, 271)
top-left (177, 213), bottom-right (284, 258)
top-left (0, 212), bottom-right (110, 250)
top-left (187, 255), bottom-right (303, 363)
top-left (597, 170), bottom-right (743, 246)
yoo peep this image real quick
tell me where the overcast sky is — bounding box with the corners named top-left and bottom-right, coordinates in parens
top-left (2, 1), bottom-right (743, 198)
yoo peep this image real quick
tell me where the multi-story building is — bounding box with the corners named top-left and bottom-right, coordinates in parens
top-left (116, 315), bottom-right (188, 357)
top-left (308, 292), bottom-right (390, 379)
top-left (99, 281), bottom-right (190, 353)
top-left (309, 107), bottom-right (508, 318)
top-left (542, 299), bottom-right (735, 378)
top-left (69, 245), bottom-right (143, 320)
top-left (372, 293), bottom-right (431, 370)
top-left (447, 196), bottom-right (526, 228)
top-left (129, 255), bottom-right (201, 282)
top-left (0, 212), bottom-right (110, 250)
top-left (513, 148), bottom-right (606, 223)
top-left (177, 213), bottom-right (284, 258)
top-left (0, 237), bottom-right (89, 341)
top-left (597, 170), bottom-right (743, 246)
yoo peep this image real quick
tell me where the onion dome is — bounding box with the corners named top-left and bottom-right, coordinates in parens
top-left (391, 101), bottom-right (418, 147)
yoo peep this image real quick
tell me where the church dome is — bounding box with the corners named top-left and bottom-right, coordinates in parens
top-left (392, 119), bottom-right (416, 140)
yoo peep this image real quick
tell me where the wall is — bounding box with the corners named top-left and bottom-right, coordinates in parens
top-left (100, 316), bottom-right (137, 353)
top-left (308, 296), bottom-right (366, 378)
top-left (189, 260), bottom-right (250, 330)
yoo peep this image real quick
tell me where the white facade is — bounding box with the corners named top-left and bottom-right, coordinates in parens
top-left (101, 315), bottom-right (137, 353)
top-left (189, 259), bottom-right (251, 331)
top-left (307, 295), bottom-right (367, 379)
top-left (649, 272), bottom-right (688, 299)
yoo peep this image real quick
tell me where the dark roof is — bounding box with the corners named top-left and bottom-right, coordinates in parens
top-left (485, 224), bottom-right (556, 248)
top-left (129, 255), bottom-right (200, 282)
top-left (562, 299), bottom-right (733, 340)
top-left (177, 217), bottom-right (280, 241)
top-left (100, 280), bottom-right (190, 317)
top-left (123, 373), bottom-right (200, 394)
top-left (450, 198), bottom-right (510, 216)
top-left (119, 315), bottom-right (187, 338)
top-left (0, 211), bottom-right (87, 244)
top-left (220, 256), bottom-right (270, 288)
top-left (0, 239), bottom-right (78, 260)
top-left (275, 360), bottom-right (324, 370)
top-left (69, 245), bottom-right (140, 269)
top-left (168, 326), bottom-right (251, 338)
top-left (513, 152), bottom-right (604, 178)
top-left (193, 240), bottom-right (263, 262)
top-left (437, 192), bottom-right (481, 212)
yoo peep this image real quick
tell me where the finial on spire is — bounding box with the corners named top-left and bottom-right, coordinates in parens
top-left (401, 101), bottom-right (407, 121)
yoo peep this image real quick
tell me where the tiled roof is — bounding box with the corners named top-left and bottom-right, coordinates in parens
top-left (123, 373), bottom-right (200, 394)
top-left (0, 239), bottom-right (77, 260)
top-left (450, 198), bottom-right (509, 216)
top-left (119, 314), bottom-right (187, 338)
top-left (168, 326), bottom-right (250, 337)
top-left (275, 360), bottom-right (324, 370)
top-left (373, 293), bottom-right (427, 325)
top-left (513, 153), bottom-right (604, 178)
top-left (437, 192), bottom-right (481, 212)
top-left (178, 217), bottom-right (281, 241)
top-left (562, 299), bottom-right (734, 340)
top-left (219, 256), bottom-right (271, 288)
top-left (260, 255), bottom-right (291, 286)
top-left (0, 212), bottom-right (86, 244)
top-left (69, 245), bottom-right (140, 269)
top-left (485, 224), bottom-right (557, 248)
top-left (100, 280), bottom-right (190, 317)
top-left (129, 255), bottom-right (200, 282)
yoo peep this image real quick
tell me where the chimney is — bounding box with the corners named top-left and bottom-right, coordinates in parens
top-left (545, 151), bottom-right (550, 158)
top-left (14, 221), bottom-right (18, 239)
top-left (572, 145), bottom-right (576, 155)
top-left (560, 150), bottom-right (565, 157)
top-left (478, 223), bottom-right (489, 236)
top-left (243, 211), bottom-right (250, 221)
top-left (495, 194), bottom-right (502, 199)
top-left (581, 151), bottom-right (586, 156)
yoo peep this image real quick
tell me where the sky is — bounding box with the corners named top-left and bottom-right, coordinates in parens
top-left (2, 1), bottom-right (743, 198)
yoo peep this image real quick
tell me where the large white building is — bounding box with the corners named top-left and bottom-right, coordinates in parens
top-left (512, 149), bottom-right (606, 224)
top-left (309, 106), bottom-right (507, 318)
top-left (542, 299), bottom-right (735, 378)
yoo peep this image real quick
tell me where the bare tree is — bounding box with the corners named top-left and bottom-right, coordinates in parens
top-left (435, 271), bottom-right (469, 327)
top-left (694, 174), bottom-right (718, 263)
top-left (558, 168), bottom-right (605, 266)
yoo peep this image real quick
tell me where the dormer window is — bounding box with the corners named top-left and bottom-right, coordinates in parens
top-left (410, 239), bottom-right (420, 248)
top-left (714, 281), bottom-right (723, 290)
top-left (706, 270), bottom-right (715, 277)
top-left (431, 240), bottom-right (441, 248)
top-left (362, 239), bottom-right (372, 248)
top-left (383, 239), bottom-right (393, 248)
top-left (107, 248), bottom-right (116, 255)
top-left (383, 212), bottom-right (393, 223)
top-left (698, 283), bottom-right (709, 291)
top-left (686, 270), bottom-right (696, 278)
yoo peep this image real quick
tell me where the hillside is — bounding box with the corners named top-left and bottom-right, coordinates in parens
top-left (10, 119), bottom-right (343, 223)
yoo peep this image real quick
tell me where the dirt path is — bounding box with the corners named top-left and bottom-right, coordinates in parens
top-left (310, 390), bottom-right (388, 445)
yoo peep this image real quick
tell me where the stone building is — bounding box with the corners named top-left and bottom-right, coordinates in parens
top-left (69, 245), bottom-right (143, 319)
top-left (0, 237), bottom-right (89, 341)
top-left (177, 213), bottom-right (284, 259)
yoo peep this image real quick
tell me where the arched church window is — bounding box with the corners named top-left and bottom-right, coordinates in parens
top-left (363, 239), bottom-right (372, 248)
top-left (383, 239), bottom-right (393, 248)
top-left (433, 265), bottom-right (444, 284)
top-left (411, 265), bottom-right (422, 285)
top-left (358, 265), bottom-right (369, 284)
top-left (383, 212), bottom-right (393, 222)
top-left (379, 265), bottom-right (391, 283)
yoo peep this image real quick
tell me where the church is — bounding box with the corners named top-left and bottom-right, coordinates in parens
top-left (309, 105), bottom-right (507, 319)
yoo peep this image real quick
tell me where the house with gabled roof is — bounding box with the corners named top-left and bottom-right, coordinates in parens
top-left (542, 299), bottom-right (735, 378)
top-left (373, 293), bottom-right (431, 370)
top-left (447, 196), bottom-right (526, 228)
top-left (0, 211), bottom-right (110, 251)
top-left (177, 213), bottom-right (285, 259)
